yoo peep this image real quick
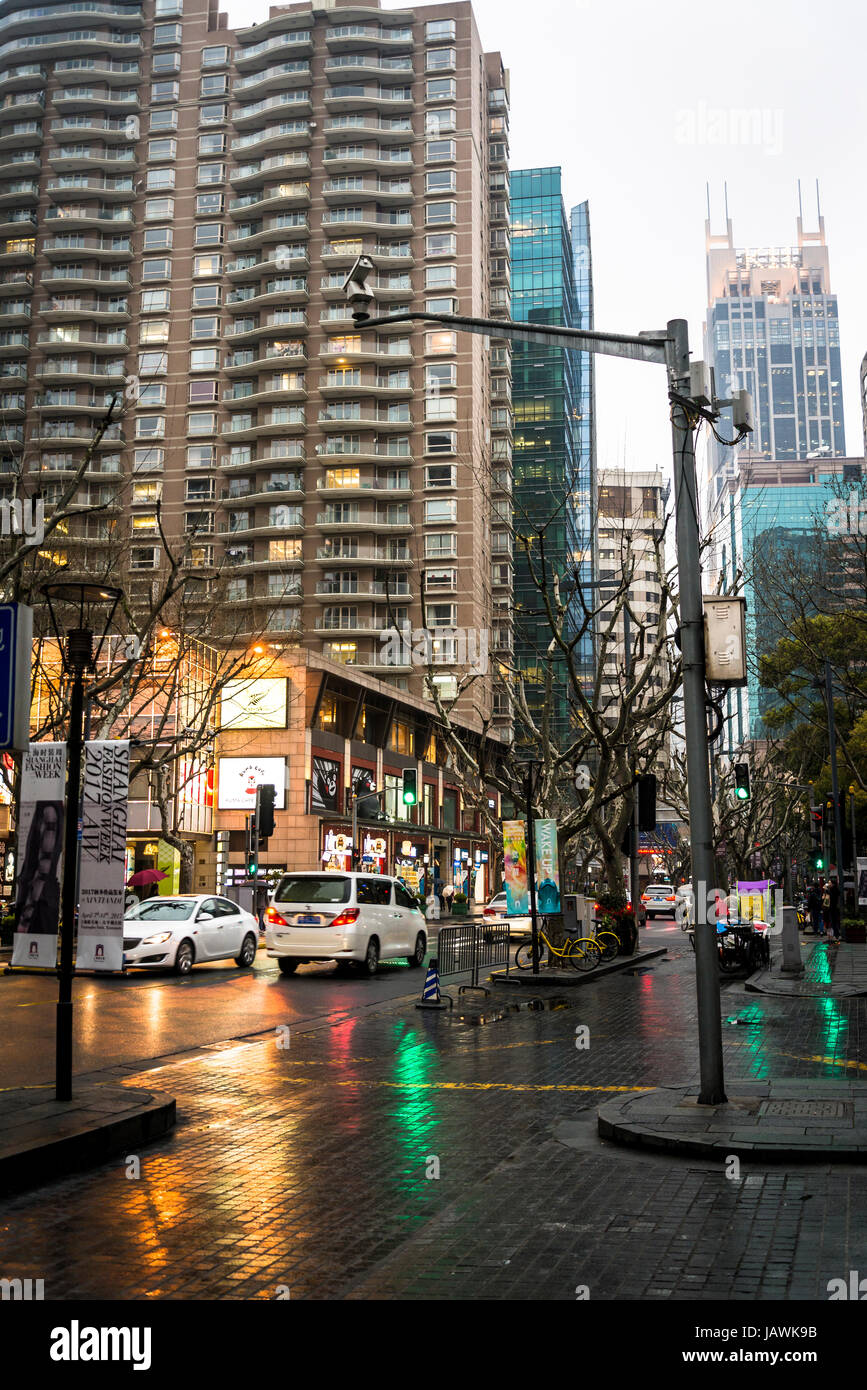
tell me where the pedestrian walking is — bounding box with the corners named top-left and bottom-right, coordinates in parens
top-left (827, 877), bottom-right (841, 942)
top-left (443, 882), bottom-right (454, 915)
top-left (807, 882), bottom-right (823, 936)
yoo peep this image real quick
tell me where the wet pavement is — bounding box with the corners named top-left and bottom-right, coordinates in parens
top-left (2, 923), bottom-right (867, 1300)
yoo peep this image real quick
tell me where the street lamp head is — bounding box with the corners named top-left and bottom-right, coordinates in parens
top-left (41, 582), bottom-right (123, 676)
top-left (342, 254), bottom-right (375, 322)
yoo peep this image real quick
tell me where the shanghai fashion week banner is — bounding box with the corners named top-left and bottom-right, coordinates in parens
top-left (76, 740), bottom-right (130, 972)
top-left (12, 742), bottom-right (67, 968)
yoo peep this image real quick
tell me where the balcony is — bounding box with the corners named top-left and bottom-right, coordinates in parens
top-left (0, 208), bottom-right (36, 238)
top-left (0, 92), bottom-right (44, 118)
top-left (313, 543), bottom-right (411, 566)
top-left (0, 240), bottom-right (33, 267)
top-left (324, 24), bottom-right (413, 50)
top-left (314, 507), bottom-right (412, 533)
top-left (317, 408), bottom-right (411, 433)
top-left (323, 86), bottom-right (414, 113)
top-left (234, 91), bottom-right (312, 127)
top-left (0, 64), bottom-right (45, 91)
top-left (315, 475), bottom-right (412, 500)
top-left (0, 119), bottom-right (42, 152)
top-left (226, 246), bottom-right (308, 281)
top-left (0, 299), bottom-right (29, 322)
top-left (34, 389), bottom-right (117, 414)
top-left (0, 5), bottom-right (144, 39)
top-left (30, 421), bottom-right (123, 444)
top-left (233, 59), bottom-right (310, 97)
top-left (230, 121), bottom-right (310, 157)
top-left (220, 409), bottom-right (306, 442)
top-left (224, 340), bottom-right (307, 371)
top-left (324, 54), bottom-right (413, 79)
top-left (1, 30), bottom-right (141, 62)
top-left (315, 615), bottom-right (387, 636)
top-left (352, 650), bottom-right (413, 674)
top-left (234, 29), bottom-right (313, 72)
top-left (314, 579), bottom-right (412, 601)
top-left (0, 152), bottom-right (39, 179)
top-left (46, 175), bottom-right (134, 201)
top-left (45, 206), bottom-right (134, 231)
top-left (318, 337), bottom-right (413, 366)
top-left (36, 296), bottom-right (129, 322)
top-left (52, 84), bottom-right (140, 111)
top-left (47, 146), bottom-right (137, 174)
top-left (323, 176), bottom-right (412, 204)
top-left (42, 234), bottom-right (132, 261)
top-left (228, 183), bottom-right (310, 220)
top-left (226, 283), bottom-right (309, 315)
top-left (322, 145), bottom-right (413, 174)
top-left (324, 114), bottom-right (412, 141)
top-left (0, 180), bottom-right (38, 206)
top-left (220, 445), bottom-right (305, 470)
top-left (322, 209), bottom-right (413, 235)
top-left (229, 150), bottom-right (309, 190)
top-left (36, 328), bottom-right (128, 351)
top-left (223, 376), bottom-right (307, 409)
top-left (220, 512), bottom-right (305, 540)
top-left (35, 358), bottom-right (126, 386)
top-left (318, 371), bottom-right (412, 397)
top-left (224, 477), bottom-right (304, 505)
top-left (226, 214), bottom-right (310, 252)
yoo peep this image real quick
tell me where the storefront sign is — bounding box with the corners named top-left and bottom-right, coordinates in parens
top-left (311, 756), bottom-right (340, 812)
top-left (534, 818), bottom-right (561, 913)
top-left (217, 757), bottom-right (287, 811)
top-left (12, 742), bottom-right (66, 968)
top-left (76, 741), bottom-right (130, 972)
top-left (502, 819), bottom-right (528, 915)
top-left (220, 677), bottom-right (288, 731)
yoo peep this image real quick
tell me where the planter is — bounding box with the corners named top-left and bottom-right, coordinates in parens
top-left (450, 901), bottom-right (469, 917)
top-left (843, 921), bottom-right (866, 944)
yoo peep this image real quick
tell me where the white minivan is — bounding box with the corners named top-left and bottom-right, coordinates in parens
top-left (265, 871), bottom-right (428, 977)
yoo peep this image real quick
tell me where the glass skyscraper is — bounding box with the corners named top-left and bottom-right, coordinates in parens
top-left (509, 169), bottom-right (594, 740)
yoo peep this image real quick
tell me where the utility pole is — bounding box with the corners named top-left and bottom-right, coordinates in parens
top-left (525, 761), bottom-right (540, 975)
top-left (622, 604), bottom-right (641, 922)
top-left (667, 319), bottom-right (726, 1105)
top-left (824, 660), bottom-right (846, 890)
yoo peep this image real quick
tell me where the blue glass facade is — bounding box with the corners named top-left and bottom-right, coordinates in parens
top-left (510, 168), bottom-right (581, 739)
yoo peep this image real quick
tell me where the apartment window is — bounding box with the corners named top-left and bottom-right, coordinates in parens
top-left (426, 78), bottom-right (456, 102)
top-left (270, 538), bottom-right (302, 562)
top-left (187, 411), bottom-right (217, 435)
top-left (426, 201), bottom-right (456, 226)
top-left (187, 445), bottom-right (215, 468)
top-left (425, 296), bottom-right (458, 315)
top-left (424, 108), bottom-right (457, 137)
top-left (133, 448), bottom-right (164, 474)
top-left (425, 396), bottom-right (457, 422)
top-left (138, 383), bottom-right (166, 407)
top-left (130, 546), bottom-right (158, 570)
top-left (424, 532), bottom-right (457, 558)
top-left (425, 362), bottom-right (456, 392)
top-left (425, 233), bottom-right (456, 257)
top-left (135, 416), bottom-right (165, 439)
top-left (202, 45), bottom-right (229, 67)
top-left (194, 223), bottom-right (223, 247)
top-left (146, 168), bottom-right (175, 192)
top-left (153, 21), bottom-right (182, 44)
top-left (140, 319), bottom-right (169, 341)
top-left (226, 578), bottom-right (247, 602)
top-left (149, 109), bottom-right (178, 132)
top-left (141, 289), bottom-right (170, 313)
top-left (426, 169), bottom-right (456, 194)
top-left (142, 258), bottom-right (171, 281)
top-left (152, 51), bottom-right (181, 74)
top-left (426, 47), bottom-right (456, 71)
top-left (425, 565), bottom-right (457, 589)
top-left (190, 316), bottom-right (219, 341)
top-left (425, 330), bottom-right (457, 354)
top-left (425, 264), bottom-right (456, 290)
top-left (190, 347), bottom-right (219, 371)
top-left (132, 480), bottom-right (161, 504)
top-left (424, 463), bottom-right (457, 488)
top-left (151, 81), bottom-right (179, 104)
top-left (185, 477), bottom-right (215, 502)
top-left (200, 74), bottom-right (228, 97)
top-left (147, 138), bottom-right (177, 161)
top-left (426, 19), bottom-right (456, 41)
top-left (197, 133), bottom-right (225, 159)
top-left (143, 227), bottom-right (173, 250)
top-left (426, 139), bottom-right (456, 162)
top-left (189, 379), bottom-right (218, 404)
top-left (192, 284), bottom-right (221, 308)
top-left (144, 197), bottom-right (174, 221)
top-left (427, 602), bottom-right (457, 627)
top-left (199, 103), bottom-right (227, 126)
top-left (424, 431), bottom-right (457, 456)
top-left (193, 254), bottom-right (222, 277)
top-left (197, 163), bottom-right (225, 186)
top-left (138, 352), bottom-right (168, 375)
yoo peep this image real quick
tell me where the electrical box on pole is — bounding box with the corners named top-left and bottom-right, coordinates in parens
top-left (703, 595), bottom-right (747, 686)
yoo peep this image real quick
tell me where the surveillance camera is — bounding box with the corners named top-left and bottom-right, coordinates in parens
top-left (342, 254), bottom-right (375, 321)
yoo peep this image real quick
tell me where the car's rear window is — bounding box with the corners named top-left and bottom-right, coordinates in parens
top-left (274, 875), bottom-right (351, 904)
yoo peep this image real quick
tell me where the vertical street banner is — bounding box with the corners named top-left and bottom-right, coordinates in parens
top-left (857, 857), bottom-right (867, 909)
top-left (12, 742), bottom-right (67, 968)
top-left (76, 741), bottom-right (130, 972)
top-left (534, 819), bottom-right (562, 913)
top-left (503, 818), bottom-right (528, 914)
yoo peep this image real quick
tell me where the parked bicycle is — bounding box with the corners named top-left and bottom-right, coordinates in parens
top-left (514, 919), bottom-right (601, 972)
top-left (717, 922), bottom-right (770, 975)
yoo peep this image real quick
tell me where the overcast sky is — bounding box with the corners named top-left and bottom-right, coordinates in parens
top-left (226, 0), bottom-right (867, 480)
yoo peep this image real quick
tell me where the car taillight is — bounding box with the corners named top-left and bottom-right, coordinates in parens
top-left (265, 907), bottom-right (288, 926)
top-left (483, 907), bottom-right (495, 917)
top-left (666, 896), bottom-right (676, 902)
top-left (331, 908), bottom-right (360, 928)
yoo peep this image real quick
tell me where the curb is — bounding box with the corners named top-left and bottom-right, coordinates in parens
top-left (490, 947), bottom-right (667, 988)
top-left (0, 1084), bottom-right (176, 1198)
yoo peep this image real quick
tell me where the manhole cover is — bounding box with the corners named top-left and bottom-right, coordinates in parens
top-left (759, 1100), bottom-right (849, 1119)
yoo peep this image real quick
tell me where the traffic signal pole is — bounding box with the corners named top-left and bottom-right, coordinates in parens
top-left (824, 661), bottom-right (846, 890)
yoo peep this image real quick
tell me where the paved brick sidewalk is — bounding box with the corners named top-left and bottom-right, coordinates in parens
top-left (2, 939), bottom-right (867, 1300)
top-left (749, 940), bottom-right (867, 997)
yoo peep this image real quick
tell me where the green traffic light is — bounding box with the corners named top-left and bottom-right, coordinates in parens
top-left (735, 787), bottom-right (749, 800)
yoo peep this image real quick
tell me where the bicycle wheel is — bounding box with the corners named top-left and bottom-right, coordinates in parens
top-left (595, 931), bottom-right (618, 963)
top-left (569, 937), bottom-right (601, 972)
top-left (717, 938), bottom-right (743, 975)
top-left (515, 940), bottom-right (542, 970)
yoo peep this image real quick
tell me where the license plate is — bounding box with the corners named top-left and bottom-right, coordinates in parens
top-left (295, 913), bottom-right (323, 926)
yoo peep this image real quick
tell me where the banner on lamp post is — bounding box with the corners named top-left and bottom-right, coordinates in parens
top-left (12, 742), bottom-right (66, 969)
top-left (75, 741), bottom-right (130, 972)
top-left (534, 818), bottom-right (561, 913)
top-left (502, 818), bottom-right (528, 915)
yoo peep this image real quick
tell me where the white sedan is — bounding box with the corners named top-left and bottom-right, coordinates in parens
top-left (122, 895), bottom-right (259, 975)
top-left (483, 891), bottom-right (531, 937)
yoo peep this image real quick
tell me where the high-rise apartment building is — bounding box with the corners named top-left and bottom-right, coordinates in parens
top-left (3, 0), bottom-right (511, 730)
top-left (510, 167), bottom-right (580, 740)
top-left (703, 201), bottom-right (846, 514)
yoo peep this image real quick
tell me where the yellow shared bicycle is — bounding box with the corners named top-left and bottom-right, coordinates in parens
top-left (514, 918), bottom-right (601, 972)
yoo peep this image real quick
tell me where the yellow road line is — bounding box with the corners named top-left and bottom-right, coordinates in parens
top-left (781, 1052), bottom-right (867, 1072)
top-left (281, 1076), bottom-right (653, 1094)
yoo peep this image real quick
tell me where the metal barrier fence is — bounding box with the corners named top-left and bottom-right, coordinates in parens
top-left (437, 923), bottom-right (510, 996)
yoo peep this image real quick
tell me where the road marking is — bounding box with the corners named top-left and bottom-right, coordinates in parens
top-left (280, 1076), bottom-right (653, 1094)
top-left (781, 1052), bottom-right (867, 1073)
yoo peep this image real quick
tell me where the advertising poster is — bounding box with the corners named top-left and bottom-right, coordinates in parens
top-left (76, 741), bottom-right (129, 972)
top-left (737, 878), bottom-right (770, 923)
top-left (12, 742), bottom-right (67, 969)
top-left (534, 818), bottom-right (561, 913)
top-left (857, 858), bottom-right (867, 908)
top-left (503, 818), bottom-right (528, 915)
top-left (311, 756), bottom-right (340, 812)
top-left (217, 757), bottom-right (287, 811)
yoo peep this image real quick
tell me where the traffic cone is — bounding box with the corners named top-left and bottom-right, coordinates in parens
top-left (415, 956), bottom-right (450, 1010)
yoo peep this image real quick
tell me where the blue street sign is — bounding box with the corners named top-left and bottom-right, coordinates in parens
top-left (0, 603), bottom-right (32, 751)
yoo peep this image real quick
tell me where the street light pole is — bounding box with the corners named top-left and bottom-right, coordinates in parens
top-left (824, 660), bottom-right (846, 893)
top-left (622, 604), bottom-right (641, 925)
top-left (667, 319), bottom-right (726, 1105)
top-left (524, 761), bottom-right (541, 975)
top-left (56, 632), bottom-right (88, 1102)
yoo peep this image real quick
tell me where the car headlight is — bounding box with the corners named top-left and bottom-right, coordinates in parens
top-left (141, 931), bottom-right (173, 946)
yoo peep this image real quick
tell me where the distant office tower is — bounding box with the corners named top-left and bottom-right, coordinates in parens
top-left (570, 197), bottom-right (596, 694)
top-left (704, 191), bottom-right (846, 513)
top-left (2, 0), bottom-right (512, 731)
top-left (509, 168), bottom-right (594, 740)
